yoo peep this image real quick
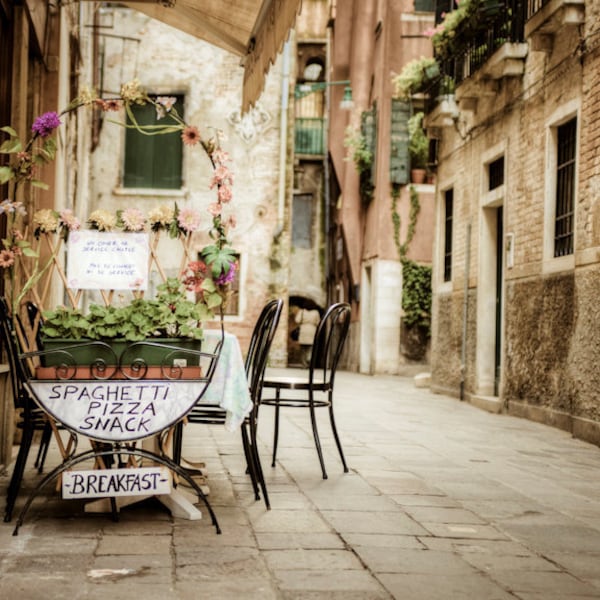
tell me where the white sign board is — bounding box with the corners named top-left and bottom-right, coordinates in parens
top-left (67, 230), bottom-right (149, 290)
top-left (62, 466), bottom-right (170, 499)
top-left (30, 380), bottom-right (209, 442)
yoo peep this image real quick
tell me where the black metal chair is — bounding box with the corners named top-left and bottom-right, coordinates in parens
top-left (172, 298), bottom-right (283, 508)
top-left (260, 302), bottom-right (351, 479)
top-left (0, 298), bottom-right (76, 522)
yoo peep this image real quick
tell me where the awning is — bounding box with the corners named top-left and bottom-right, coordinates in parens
top-left (124, 0), bottom-right (302, 111)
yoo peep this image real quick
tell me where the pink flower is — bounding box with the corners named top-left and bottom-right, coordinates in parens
top-left (207, 202), bottom-right (222, 217)
top-left (218, 185), bottom-right (233, 203)
top-left (210, 165), bottom-right (233, 188)
top-left (177, 207), bottom-right (202, 232)
top-left (32, 112), bottom-right (62, 137)
top-left (0, 249), bottom-right (15, 268)
top-left (120, 207), bottom-right (146, 231)
top-left (59, 209), bottom-right (81, 231)
top-left (181, 126), bottom-right (201, 146)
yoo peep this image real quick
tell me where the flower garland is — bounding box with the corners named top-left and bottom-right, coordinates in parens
top-left (0, 78), bottom-right (237, 314)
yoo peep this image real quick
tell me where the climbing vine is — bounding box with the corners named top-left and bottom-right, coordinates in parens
top-left (391, 183), bottom-right (432, 335)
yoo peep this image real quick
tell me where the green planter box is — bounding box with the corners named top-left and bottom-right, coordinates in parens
top-left (40, 338), bottom-right (203, 368)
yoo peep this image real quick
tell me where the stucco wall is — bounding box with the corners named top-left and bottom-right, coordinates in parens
top-left (88, 8), bottom-right (290, 362)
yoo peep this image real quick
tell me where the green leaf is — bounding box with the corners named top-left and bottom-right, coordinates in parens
top-left (0, 166), bottom-right (14, 184)
top-left (31, 179), bottom-right (49, 190)
top-left (0, 126), bottom-right (18, 137)
top-left (22, 247), bottom-right (38, 258)
top-left (0, 138), bottom-right (22, 154)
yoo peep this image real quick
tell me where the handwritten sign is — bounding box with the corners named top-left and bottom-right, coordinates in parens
top-left (29, 380), bottom-right (209, 442)
top-left (66, 230), bottom-right (149, 290)
top-left (62, 467), bottom-right (170, 499)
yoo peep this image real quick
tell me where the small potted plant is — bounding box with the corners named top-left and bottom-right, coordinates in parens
top-left (408, 112), bottom-right (429, 183)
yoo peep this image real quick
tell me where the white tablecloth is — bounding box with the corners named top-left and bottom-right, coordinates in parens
top-left (201, 330), bottom-right (252, 431)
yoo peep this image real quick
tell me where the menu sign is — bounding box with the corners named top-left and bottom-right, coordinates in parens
top-left (29, 380), bottom-right (207, 442)
top-left (62, 467), bottom-right (171, 499)
top-left (67, 230), bottom-right (149, 290)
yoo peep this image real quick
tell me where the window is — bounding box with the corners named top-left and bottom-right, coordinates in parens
top-left (292, 193), bottom-right (313, 249)
top-left (488, 156), bottom-right (504, 191)
top-left (443, 188), bottom-right (453, 282)
top-left (554, 118), bottom-right (576, 257)
top-left (123, 94), bottom-right (183, 189)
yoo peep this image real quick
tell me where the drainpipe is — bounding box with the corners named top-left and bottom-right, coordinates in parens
top-left (276, 41), bottom-right (291, 232)
top-left (460, 222), bottom-right (471, 401)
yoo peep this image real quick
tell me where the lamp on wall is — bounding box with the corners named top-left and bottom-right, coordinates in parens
top-left (295, 80), bottom-right (353, 111)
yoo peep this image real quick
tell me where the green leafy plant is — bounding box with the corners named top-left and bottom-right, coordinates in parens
top-left (392, 57), bottom-right (440, 100)
top-left (343, 125), bottom-right (372, 175)
top-left (408, 112), bottom-right (428, 170)
top-left (401, 259), bottom-right (432, 332)
top-left (391, 184), bottom-right (432, 336)
top-left (42, 278), bottom-right (210, 342)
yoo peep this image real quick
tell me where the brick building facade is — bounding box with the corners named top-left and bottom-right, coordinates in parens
top-left (428, 0), bottom-right (600, 444)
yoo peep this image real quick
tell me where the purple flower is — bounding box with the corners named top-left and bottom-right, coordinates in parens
top-left (215, 262), bottom-right (237, 286)
top-left (31, 112), bottom-right (62, 138)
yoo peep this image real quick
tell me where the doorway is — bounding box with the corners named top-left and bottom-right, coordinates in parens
top-left (476, 205), bottom-right (504, 396)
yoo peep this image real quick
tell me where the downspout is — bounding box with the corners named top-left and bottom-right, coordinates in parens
top-left (276, 40), bottom-right (291, 232)
top-left (460, 222), bottom-right (471, 401)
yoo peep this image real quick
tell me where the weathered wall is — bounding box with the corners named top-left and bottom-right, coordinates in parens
top-left (89, 7), bottom-right (289, 362)
top-left (430, 2), bottom-right (600, 444)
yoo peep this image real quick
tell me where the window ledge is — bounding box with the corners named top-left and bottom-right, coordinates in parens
top-left (113, 187), bottom-right (189, 198)
top-left (525, 0), bottom-right (585, 49)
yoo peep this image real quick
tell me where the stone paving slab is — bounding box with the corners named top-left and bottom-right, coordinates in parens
top-left (1, 369), bottom-right (600, 599)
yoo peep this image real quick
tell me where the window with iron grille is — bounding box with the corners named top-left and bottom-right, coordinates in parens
top-left (554, 118), bottom-right (576, 257)
top-left (488, 156), bottom-right (504, 191)
top-left (123, 94), bottom-right (184, 189)
top-left (443, 188), bottom-right (453, 281)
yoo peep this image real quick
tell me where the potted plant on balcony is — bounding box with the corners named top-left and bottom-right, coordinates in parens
top-left (392, 57), bottom-right (440, 100)
top-left (408, 112), bottom-right (429, 184)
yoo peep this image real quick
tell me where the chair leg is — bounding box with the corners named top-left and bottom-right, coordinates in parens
top-left (271, 393), bottom-right (280, 468)
top-left (172, 421), bottom-right (184, 467)
top-left (240, 423), bottom-right (260, 501)
top-left (309, 391), bottom-right (328, 480)
top-left (35, 421), bottom-right (53, 472)
top-left (328, 398), bottom-right (349, 473)
top-left (249, 417), bottom-right (270, 509)
top-left (4, 424), bottom-right (35, 522)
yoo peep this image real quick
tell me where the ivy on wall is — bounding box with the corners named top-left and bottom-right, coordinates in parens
top-left (391, 183), bottom-right (432, 336)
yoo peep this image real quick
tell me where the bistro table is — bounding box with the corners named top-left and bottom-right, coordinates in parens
top-left (12, 329), bottom-right (252, 533)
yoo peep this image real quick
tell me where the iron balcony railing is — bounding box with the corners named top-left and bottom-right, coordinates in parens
top-left (525, 0), bottom-right (551, 20)
top-left (294, 118), bottom-right (325, 155)
top-left (433, 0), bottom-right (526, 90)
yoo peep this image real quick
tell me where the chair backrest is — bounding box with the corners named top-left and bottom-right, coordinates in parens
top-left (309, 302), bottom-right (351, 387)
top-left (0, 298), bottom-right (32, 409)
top-left (245, 299), bottom-right (283, 400)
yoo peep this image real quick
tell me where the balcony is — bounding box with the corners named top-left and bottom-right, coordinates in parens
top-left (425, 0), bottom-right (527, 117)
top-left (294, 118), bottom-right (325, 156)
top-left (525, 0), bottom-right (585, 51)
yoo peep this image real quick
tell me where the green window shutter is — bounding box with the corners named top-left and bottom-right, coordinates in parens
top-left (390, 99), bottom-right (410, 185)
top-left (123, 95), bottom-right (184, 189)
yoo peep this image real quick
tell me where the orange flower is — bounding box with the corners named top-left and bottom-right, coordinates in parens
top-left (181, 126), bottom-right (201, 146)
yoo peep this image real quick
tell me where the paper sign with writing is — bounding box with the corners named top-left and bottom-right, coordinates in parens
top-left (29, 380), bottom-right (209, 442)
top-left (62, 467), bottom-right (170, 499)
top-left (66, 230), bottom-right (149, 290)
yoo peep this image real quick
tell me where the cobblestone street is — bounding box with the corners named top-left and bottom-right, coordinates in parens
top-left (1, 369), bottom-right (599, 599)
